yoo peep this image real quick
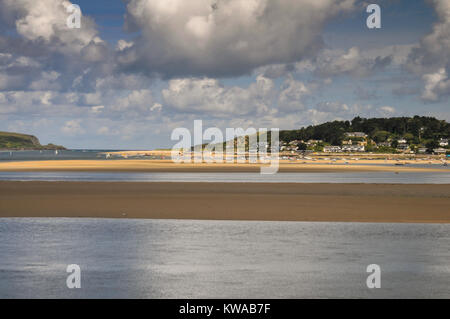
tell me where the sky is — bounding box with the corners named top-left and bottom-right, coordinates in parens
top-left (0, 0), bottom-right (449, 149)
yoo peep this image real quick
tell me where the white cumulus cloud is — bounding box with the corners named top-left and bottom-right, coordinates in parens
top-left (162, 75), bottom-right (275, 116)
top-left (406, 0), bottom-right (450, 101)
top-left (120, 0), bottom-right (356, 77)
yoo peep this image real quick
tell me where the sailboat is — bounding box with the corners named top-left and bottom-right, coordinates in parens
top-left (55, 150), bottom-right (59, 155)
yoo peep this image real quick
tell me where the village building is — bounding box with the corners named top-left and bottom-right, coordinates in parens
top-left (433, 148), bottom-right (447, 154)
top-left (341, 145), bottom-right (365, 152)
top-left (357, 140), bottom-right (367, 146)
top-left (417, 147), bottom-right (427, 154)
top-left (344, 132), bottom-right (367, 138)
top-left (396, 143), bottom-right (410, 152)
top-left (377, 141), bottom-right (391, 147)
top-left (288, 140), bottom-right (301, 146)
top-left (323, 146), bottom-right (342, 153)
top-left (306, 139), bottom-right (323, 145)
top-left (342, 139), bottom-right (353, 145)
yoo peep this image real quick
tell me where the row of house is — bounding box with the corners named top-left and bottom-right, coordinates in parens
top-left (393, 138), bottom-right (448, 154)
top-left (323, 145), bottom-right (366, 153)
top-left (324, 132), bottom-right (367, 152)
top-left (280, 139), bottom-right (325, 152)
top-left (432, 148), bottom-right (447, 154)
top-left (281, 134), bottom-right (449, 154)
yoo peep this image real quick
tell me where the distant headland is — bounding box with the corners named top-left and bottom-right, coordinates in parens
top-left (0, 131), bottom-right (66, 150)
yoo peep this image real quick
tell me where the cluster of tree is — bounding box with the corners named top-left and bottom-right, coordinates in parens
top-left (279, 116), bottom-right (450, 146)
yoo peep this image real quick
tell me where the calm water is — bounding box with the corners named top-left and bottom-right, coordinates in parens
top-left (0, 218), bottom-right (448, 299)
top-left (1, 150), bottom-right (449, 164)
top-left (0, 150), bottom-right (107, 161)
top-left (0, 150), bottom-right (173, 161)
top-left (1, 171), bottom-right (450, 183)
top-left (1, 150), bottom-right (449, 183)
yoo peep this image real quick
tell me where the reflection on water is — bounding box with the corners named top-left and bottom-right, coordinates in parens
top-left (1, 171), bottom-right (450, 183)
top-left (0, 218), bottom-right (448, 298)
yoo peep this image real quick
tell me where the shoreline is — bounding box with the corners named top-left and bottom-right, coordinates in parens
top-left (0, 159), bottom-right (448, 173)
top-left (1, 181), bottom-right (449, 224)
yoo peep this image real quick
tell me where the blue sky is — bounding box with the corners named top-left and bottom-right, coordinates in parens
top-left (0, 0), bottom-right (449, 149)
top-left (75, 0), bottom-right (130, 42)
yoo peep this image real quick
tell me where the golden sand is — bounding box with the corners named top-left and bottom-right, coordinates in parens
top-left (0, 159), bottom-right (447, 172)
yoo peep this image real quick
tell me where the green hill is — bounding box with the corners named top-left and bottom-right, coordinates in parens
top-left (279, 116), bottom-right (450, 145)
top-left (198, 116), bottom-right (450, 154)
top-left (0, 131), bottom-right (65, 150)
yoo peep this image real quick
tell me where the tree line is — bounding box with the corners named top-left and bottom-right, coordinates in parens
top-left (279, 116), bottom-right (450, 146)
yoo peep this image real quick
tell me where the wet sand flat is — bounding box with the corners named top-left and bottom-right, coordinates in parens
top-left (1, 181), bottom-right (449, 223)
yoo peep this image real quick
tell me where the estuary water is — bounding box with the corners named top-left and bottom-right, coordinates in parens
top-left (0, 150), bottom-right (108, 161)
top-left (0, 218), bottom-right (449, 299)
top-left (1, 171), bottom-right (450, 183)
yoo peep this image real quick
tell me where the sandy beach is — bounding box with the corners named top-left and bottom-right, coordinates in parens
top-left (1, 159), bottom-right (449, 223)
top-left (0, 159), bottom-right (447, 173)
top-left (1, 181), bottom-right (449, 223)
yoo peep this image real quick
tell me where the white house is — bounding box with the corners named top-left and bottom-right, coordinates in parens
top-left (323, 146), bottom-right (342, 153)
top-left (341, 145), bottom-right (365, 152)
top-left (344, 132), bottom-right (367, 138)
top-left (434, 148), bottom-right (447, 154)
